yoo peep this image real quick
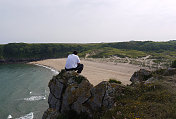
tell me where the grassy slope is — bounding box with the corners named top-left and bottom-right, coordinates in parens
top-left (102, 75), bottom-right (176, 119)
top-left (57, 70), bottom-right (176, 119)
top-left (79, 41), bottom-right (176, 61)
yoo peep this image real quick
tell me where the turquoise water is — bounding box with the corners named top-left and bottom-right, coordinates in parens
top-left (0, 64), bottom-right (56, 119)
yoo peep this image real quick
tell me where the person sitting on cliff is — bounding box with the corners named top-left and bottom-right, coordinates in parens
top-left (65, 51), bottom-right (84, 74)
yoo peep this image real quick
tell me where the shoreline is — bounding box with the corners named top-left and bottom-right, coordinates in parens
top-left (31, 63), bottom-right (59, 75)
top-left (29, 58), bottom-right (141, 86)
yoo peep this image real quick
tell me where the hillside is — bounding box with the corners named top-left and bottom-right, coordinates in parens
top-left (0, 41), bottom-right (176, 67)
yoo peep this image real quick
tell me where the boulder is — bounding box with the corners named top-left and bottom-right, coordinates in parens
top-left (42, 108), bottom-right (60, 119)
top-left (144, 77), bottom-right (156, 84)
top-left (130, 69), bottom-right (152, 84)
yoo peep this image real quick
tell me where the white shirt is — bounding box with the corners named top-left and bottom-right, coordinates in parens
top-left (65, 54), bottom-right (80, 69)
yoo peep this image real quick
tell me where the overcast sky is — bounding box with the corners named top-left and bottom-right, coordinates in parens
top-left (0, 0), bottom-right (176, 44)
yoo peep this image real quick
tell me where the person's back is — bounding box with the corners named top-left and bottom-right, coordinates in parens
top-left (65, 51), bottom-right (84, 73)
top-left (65, 54), bottom-right (80, 69)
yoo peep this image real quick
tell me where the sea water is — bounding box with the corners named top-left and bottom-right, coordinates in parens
top-left (0, 63), bottom-right (58, 119)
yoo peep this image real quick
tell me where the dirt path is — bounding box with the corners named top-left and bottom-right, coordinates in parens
top-left (29, 58), bottom-right (141, 86)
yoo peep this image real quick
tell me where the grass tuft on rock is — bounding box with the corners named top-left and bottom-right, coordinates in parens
top-left (108, 79), bottom-right (122, 84)
top-left (74, 75), bottom-right (86, 84)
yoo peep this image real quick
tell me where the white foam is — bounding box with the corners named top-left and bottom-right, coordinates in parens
top-left (15, 112), bottom-right (33, 119)
top-left (34, 64), bottom-right (59, 75)
top-left (24, 96), bottom-right (46, 101)
top-left (7, 115), bottom-right (12, 119)
top-left (29, 92), bottom-right (32, 94)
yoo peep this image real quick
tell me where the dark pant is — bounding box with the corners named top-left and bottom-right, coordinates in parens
top-left (65, 64), bottom-right (84, 73)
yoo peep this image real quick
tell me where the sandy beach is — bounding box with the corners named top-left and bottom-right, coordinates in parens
top-left (29, 58), bottom-right (141, 86)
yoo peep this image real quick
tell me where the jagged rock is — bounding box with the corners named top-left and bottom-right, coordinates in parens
top-left (43, 70), bottom-right (93, 119)
top-left (61, 77), bottom-right (93, 113)
top-left (42, 108), bottom-right (60, 119)
top-left (47, 73), bottom-right (66, 111)
top-left (145, 77), bottom-right (156, 84)
top-left (43, 69), bottom-right (125, 119)
top-left (70, 80), bottom-right (92, 114)
top-left (85, 81), bottom-right (117, 112)
top-left (130, 69), bottom-right (152, 84)
top-left (131, 68), bottom-right (176, 85)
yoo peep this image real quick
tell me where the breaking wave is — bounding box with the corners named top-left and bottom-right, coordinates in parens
top-left (7, 115), bottom-right (12, 119)
top-left (24, 96), bottom-right (46, 101)
top-left (7, 112), bottom-right (33, 119)
top-left (15, 112), bottom-right (34, 119)
top-left (34, 64), bottom-right (59, 75)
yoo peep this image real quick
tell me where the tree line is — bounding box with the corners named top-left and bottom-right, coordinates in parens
top-left (102, 40), bottom-right (176, 52)
top-left (0, 40), bottom-right (175, 62)
top-left (0, 43), bottom-right (87, 62)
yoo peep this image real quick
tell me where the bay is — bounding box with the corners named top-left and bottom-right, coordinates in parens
top-left (0, 63), bottom-right (55, 119)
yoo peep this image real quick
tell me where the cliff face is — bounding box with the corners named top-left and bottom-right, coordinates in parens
top-left (42, 70), bottom-right (125, 119)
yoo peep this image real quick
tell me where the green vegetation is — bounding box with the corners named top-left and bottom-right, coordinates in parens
top-left (74, 75), bottom-right (86, 84)
top-left (79, 47), bottom-right (147, 58)
top-left (149, 51), bottom-right (176, 61)
top-left (102, 78), bottom-right (176, 119)
top-left (102, 40), bottom-right (176, 52)
top-left (171, 60), bottom-right (176, 68)
top-left (108, 79), bottom-right (122, 84)
top-left (0, 40), bottom-right (176, 63)
top-left (0, 45), bottom-right (4, 60)
top-left (1, 43), bottom-right (87, 62)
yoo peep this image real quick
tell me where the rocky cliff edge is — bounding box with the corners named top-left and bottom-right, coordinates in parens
top-left (43, 68), bottom-right (176, 119)
top-left (42, 69), bottom-right (125, 119)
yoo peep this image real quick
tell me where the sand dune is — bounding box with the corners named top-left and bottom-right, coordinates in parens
top-left (29, 58), bottom-right (140, 86)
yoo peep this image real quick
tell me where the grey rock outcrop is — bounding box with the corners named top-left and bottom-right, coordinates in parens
top-left (130, 69), bottom-right (152, 84)
top-left (43, 69), bottom-right (124, 119)
top-left (130, 68), bottom-right (176, 85)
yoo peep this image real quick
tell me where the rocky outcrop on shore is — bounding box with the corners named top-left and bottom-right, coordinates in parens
top-left (130, 68), bottom-right (176, 84)
top-left (42, 70), bottom-right (125, 119)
